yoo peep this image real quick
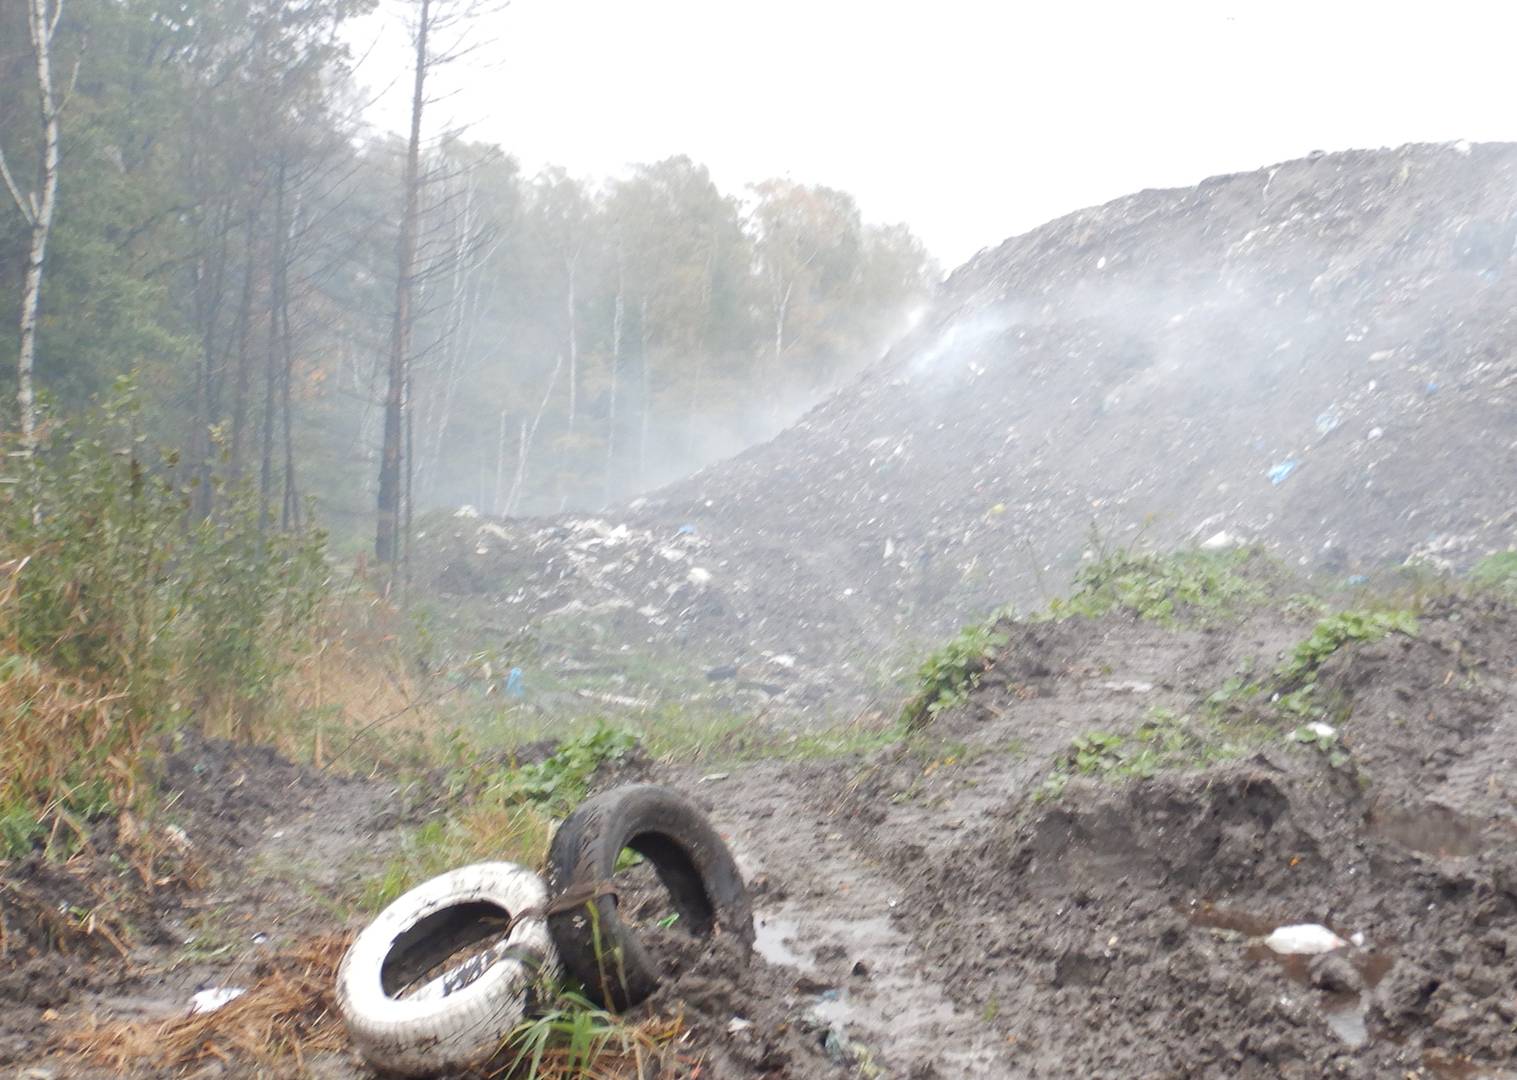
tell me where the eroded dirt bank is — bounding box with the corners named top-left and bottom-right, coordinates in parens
top-left (7, 592), bottom-right (1514, 1078)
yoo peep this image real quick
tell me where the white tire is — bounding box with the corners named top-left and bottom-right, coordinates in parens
top-left (336, 862), bottom-right (558, 1077)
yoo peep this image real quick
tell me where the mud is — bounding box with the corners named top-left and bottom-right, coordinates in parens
top-left (6, 598), bottom-right (1517, 1077)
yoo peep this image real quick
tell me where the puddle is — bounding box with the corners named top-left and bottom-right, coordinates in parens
top-left (1184, 901), bottom-right (1393, 1050)
top-left (753, 914), bottom-right (810, 970)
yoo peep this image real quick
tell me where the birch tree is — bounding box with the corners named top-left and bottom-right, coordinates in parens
top-left (0, 0), bottom-right (78, 452)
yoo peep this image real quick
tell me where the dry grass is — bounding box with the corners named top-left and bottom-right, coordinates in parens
top-left (0, 558), bottom-right (143, 857)
top-left (65, 933), bottom-right (353, 1073)
top-left (265, 590), bottom-right (453, 772)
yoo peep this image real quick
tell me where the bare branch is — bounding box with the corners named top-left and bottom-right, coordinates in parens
top-left (0, 148), bottom-right (34, 225)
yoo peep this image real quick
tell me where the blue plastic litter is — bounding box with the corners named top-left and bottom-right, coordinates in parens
top-left (505, 667), bottom-right (525, 697)
top-left (677, 524), bottom-right (697, 536)
top-left (1267, 459), bottom-right (1299, 485)
top-left (1425, 381), bottom-right (1440, 395)
top-left (1315, 411), bottom-right (1341, 436)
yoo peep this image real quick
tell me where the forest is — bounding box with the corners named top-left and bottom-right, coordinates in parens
top-left (0, 0), bottom-right (936, 559)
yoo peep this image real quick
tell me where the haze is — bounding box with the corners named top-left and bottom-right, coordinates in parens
top-left (355, 0), bottom-right (1517, 267)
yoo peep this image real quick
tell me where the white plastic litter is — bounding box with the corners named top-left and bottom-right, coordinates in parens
top-left (1200, 530), bottom-right (1240, 550)
top-left (1305, 722), bottom-right (1337, 739)
top-left (1263, 924), bottom-right (1346, 955)
top-left (189, 987), bottom-right (246, 1014)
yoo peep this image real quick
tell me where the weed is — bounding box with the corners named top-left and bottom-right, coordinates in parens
top-left (0, 388), bottom-right (329, 857)
top-left (900, 622), bottom-right (1009, 729)
top-left (1470, 550), bottom-right (1517, 596)
top-left (1037, 706), bottom-right (1247, 799)
top-left (504, 987), bottom-right (683, 1079)
top-left (1277, 609), bottom-right (1418, 686)
top-left (1288, 723), bottom-right (1351, 769)
top-left (1046, 544), bottom-right (1266, 625)
top-left (361, 724), bottom-right (636, 912)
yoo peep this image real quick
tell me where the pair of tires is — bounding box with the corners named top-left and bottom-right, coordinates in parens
top-left (336, 784), bottom-right (752, 1077)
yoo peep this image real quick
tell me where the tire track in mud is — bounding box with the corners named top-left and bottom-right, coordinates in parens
top-left (693, 759), bottom-right (1020, 1077)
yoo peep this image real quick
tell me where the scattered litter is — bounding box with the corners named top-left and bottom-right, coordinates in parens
top-left (1304, 721), bottom-right (1336, 740)
top-left (1200, 530), bottom-right (1241, 551)
top-left (188, 987), bottom-right (246, 1014)
top-left (1267, 459), bottom-right (1300, 485)
top-left (1367, 427), bottom-right (1384, 440)
top-left (164, 824), bottom-right (191, 850)
top-left (676, 523), bottom-right (698, 535)
top-left (1264, 924), bottom-right (1347, 955)
top-left (1349, 931), bottom-right (1367, 948)
top-left (768, 654), bottom-right (797, 669)
top-left (504, 667), bottom-right (525, 697)
top-left (1315, 411), bottom-right (1342, 435)
top-left (687, 567), bottom-right (713, 587)
top-left (453, 505), bottom-right (480, 518)
top-left (1097, 680), bottom-right (1154, 694)
top-left (726, 1017), bottom-right (753, 1034)
top-left (573, 689), bottom-right (654, 710)
top-left (699, 773), bottom-right (731, 784)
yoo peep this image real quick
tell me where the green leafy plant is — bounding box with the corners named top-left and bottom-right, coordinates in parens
top-left (0, 388), bottom-right (329, 857)
top-left (497, 724), bottom-right (639, 813)
top-left (1037, 707), bottom-right (1245, 800)
top-left (1277, 609), bottom-right (1418, 686)
top-left (1289, 723), bottom-right (1350, 769)
top-left (900, 622), bottom-right (1009, 729)
top-left (1470, 550), bottom-right (1517, 596)
top-left (1047, 545), bottom-right (1266, 625)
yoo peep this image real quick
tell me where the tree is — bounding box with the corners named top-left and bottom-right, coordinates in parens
top-left (377, 0), bottom-right (502, 568)
top-left (0, 0), bottom-right (79, 452)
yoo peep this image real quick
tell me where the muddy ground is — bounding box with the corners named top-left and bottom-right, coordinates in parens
top-left (4, 590), bottom-right (1515, 1078)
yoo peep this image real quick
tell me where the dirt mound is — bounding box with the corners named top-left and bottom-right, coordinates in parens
top-left (426, 142), bottom-right (1517, 715)
top-left (792, 593), bottom-right (1517, 1078)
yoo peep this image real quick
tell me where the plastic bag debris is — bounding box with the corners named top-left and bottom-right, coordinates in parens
top-left (1267, 459), bottom-right (1299, 485)
top-left (1263, 924), bottom-right (1346, 955)
top-left (189, 987), bottom-right (246, 1014)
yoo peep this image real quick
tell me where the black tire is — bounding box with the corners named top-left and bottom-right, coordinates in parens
top-left (547, 783), bottom-right (753, 1010)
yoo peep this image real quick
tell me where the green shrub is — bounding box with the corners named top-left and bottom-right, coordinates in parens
top-left (1277, 609), bottom-right (1418, 686)
top-left (1470, 550), bottom-right (1517, 596)
top-left (0, 387), bottom-right (329, 856)
top-left (900, 622), bottom-right (1009, 729)
top-left (1048, 546), bottom-right (1266, 625)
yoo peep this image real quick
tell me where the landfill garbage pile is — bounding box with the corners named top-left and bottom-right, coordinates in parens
top-left (428, 141), bottom-right (1517, 713)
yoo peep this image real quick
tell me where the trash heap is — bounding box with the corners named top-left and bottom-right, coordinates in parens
top-left (425, 141), bottom-right (1517, 714)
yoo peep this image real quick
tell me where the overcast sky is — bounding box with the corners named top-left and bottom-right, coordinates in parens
top-left (352, 0), bottom-right (1517, 269)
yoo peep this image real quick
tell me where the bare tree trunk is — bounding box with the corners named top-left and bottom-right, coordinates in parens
top-left (505, 352), bottom-right (563, 517)
top-left (604, 258), bottom-right (624, 505)
top-left (377, 0), bottom-right (430, 566)
top-left (636, 298), bottom-right (649, 491)
top-left (493, 408), bottom-right (509, 515)
top-left (565, 252), bottom-right (579, 431)
top-left (259, 159), bottom-right (287, 532)
top-left (228, 212), bottom-right (261, 486)
top-left (279, 255), bottom-right (298, 531)
top-left (0, 0), bottom-right (74, 453)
